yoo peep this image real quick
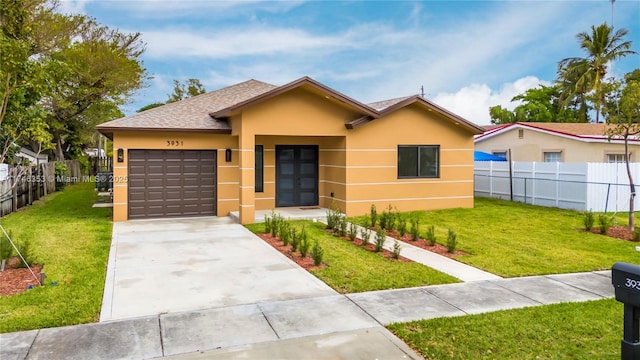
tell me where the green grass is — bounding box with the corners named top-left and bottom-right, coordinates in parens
top-left (349, 198), bottom-right (640, 277)
top-left (245, 221), bottom-right (458, 293)
top-left (0, 182), bottom-right (112, 333)
top-left (388, 298), bottom-right (622, 360)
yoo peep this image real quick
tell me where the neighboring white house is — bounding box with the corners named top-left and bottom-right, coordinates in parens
top-left (15, 147), bottom-right (48, 165)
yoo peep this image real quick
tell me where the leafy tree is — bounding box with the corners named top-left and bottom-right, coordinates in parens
top-left (137, 103), bottom-right (164, 112)
top-left (489, 85), bottom-right (587, 124)
top-left (604, 71), bottom-right (640, 230)
top-left (42, 19), bottom-right (147, 160)
top-left (558, 23), bottom-right (636, 123)
top-left (167, 79), bottom-right (206, 103)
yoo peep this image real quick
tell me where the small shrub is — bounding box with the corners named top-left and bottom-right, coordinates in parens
top-left (374, 227), bottom-right (386, 252)
top-left (16, 238), bottom-right (36, 268)
top-left (598, 214), bottom-right (612, 234)
top-left (379, 205), bottom-right (395, 230)
top-left (397, 215), bottom-right (407, 238)
top-left (291, 230), bottom-right (300, 252)
top-left (410, 217), bottom-right (420, 241)
top-left (583, 210), bottom-right (595, 231)
top-left (633, 227), bottom-right (640, 242)
top-left (326, 200), bottom-right (342, 230)
top-left (392, 240), bottom-right (402, 259)
top-left (264, 214), bottom-right (272, 234)
top-left (338, 220), bottom-right (348, 237)
top-left (348, 223), bottom-right (358, 242)
top-left (311, 240), bottom-right (324, 266)
top-left (426, 225), bottom-right (436, 246)
top-left (369, 204), bottom-right (378, 228)
top-left (360, 227), bottom-right (372, 247)
top-left (0, 232), bottom-right (14, 262)
top-left (280, 222), bottom-right (291, 245)
top-left (55, 162), bottom-right (69, 190)
top-left (446, 229), bottom-right (457, 254)
top-left (298, 227), bottom-right (310, 256)
top-left (270, 214), bottom-right (281, 238)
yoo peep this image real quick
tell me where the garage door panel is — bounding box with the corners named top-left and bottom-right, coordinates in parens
top-left (128, 149), bottom-right (217, 219)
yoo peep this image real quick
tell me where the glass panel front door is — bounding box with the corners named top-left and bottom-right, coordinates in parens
top-left (276, 145), bottom-right (319, 207)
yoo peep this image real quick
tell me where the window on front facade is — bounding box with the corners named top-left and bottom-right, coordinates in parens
top-left (544, 152), bottom-right (562, 162)
top-left (255, 145), bottom-right (264, 192)
top-left (608, 153), bottom-right (627, 163)
top-left (398, 145), bottom-right (439, 178)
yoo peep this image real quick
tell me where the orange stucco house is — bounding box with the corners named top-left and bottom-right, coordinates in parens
top-left (96, 77), bottom-right (483, 224)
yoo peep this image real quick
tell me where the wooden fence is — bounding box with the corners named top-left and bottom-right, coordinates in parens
top-left (0, 160), bottom-right (82, 217)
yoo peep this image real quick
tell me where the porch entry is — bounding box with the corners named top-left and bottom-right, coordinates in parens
top-left (275, 145), bottom-right (319, 207)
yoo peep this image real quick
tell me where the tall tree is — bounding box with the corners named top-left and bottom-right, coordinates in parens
top-left (558, 23), bottom-right (636, 123)
top-left (489, 85), bottom-right (587, 124)
top-left (167, 78), bottom-right (206, 103)
top-left (604, 70), bottom-right (640, 230)
top-left (43, 19), bottom-right (147, 160)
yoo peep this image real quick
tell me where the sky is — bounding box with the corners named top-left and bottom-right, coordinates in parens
top-left (59, 0), bottom-right (640, 125)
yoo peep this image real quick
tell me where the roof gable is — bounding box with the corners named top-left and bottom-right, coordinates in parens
top-left (475, 122), bottom-right (635, 144)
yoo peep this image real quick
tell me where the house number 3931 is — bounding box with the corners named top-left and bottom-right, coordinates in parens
top-left (166, 140), bottom-right (184, 146)
top-left (625, 278), bottom-right (640, 291)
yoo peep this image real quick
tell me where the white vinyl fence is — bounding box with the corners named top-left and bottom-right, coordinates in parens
top-left (474, 161), bottom-right (640, 213)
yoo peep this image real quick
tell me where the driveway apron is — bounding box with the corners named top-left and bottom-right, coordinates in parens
top-left (100, 217), bottom-right (336, 321)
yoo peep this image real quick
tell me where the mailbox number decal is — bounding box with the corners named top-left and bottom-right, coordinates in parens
top-left (625, 278), bottom-right (640, 291)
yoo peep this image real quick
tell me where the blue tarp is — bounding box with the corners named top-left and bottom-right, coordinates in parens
top-left (474, 151), bottom-right (507, 162)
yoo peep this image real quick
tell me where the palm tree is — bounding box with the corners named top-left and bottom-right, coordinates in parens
top-left (557, 23), bottom-right (636, 123)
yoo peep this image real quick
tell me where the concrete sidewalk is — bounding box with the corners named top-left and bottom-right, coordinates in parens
top-left (1, 270), bottom-right (614, 360)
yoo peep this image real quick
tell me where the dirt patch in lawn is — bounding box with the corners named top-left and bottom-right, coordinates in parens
top-left (0, 257), bottom-right (43, 297)
top-left (373, 228), bottom-right (467, 258)
top-left (588, 226), bottom-right (636, 241)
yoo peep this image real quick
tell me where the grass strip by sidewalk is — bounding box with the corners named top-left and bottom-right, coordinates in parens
top-left (349, 198), bottom-right (639, 277)
top-left (246, 221), bottom-right (458, 293)
top-left (0, 182), bottom-right (112, 333)
top-left (388, 298), bottom-right (622, 360)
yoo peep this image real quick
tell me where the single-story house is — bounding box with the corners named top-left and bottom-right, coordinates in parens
top-left (475, 122), bottom-right (640, 163)
top-left (96, 77), bottom-right (483, 223)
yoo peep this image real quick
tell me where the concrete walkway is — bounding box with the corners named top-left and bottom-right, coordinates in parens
top-left (1, 270), bottom-right (614, 360)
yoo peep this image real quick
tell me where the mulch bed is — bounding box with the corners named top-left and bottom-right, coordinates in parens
top-left (588, 226), bottom-right (635, 241)
top-left (383, 229), bottom-right (468, 258)
top-left (0, 257), bottom-right (43, 297)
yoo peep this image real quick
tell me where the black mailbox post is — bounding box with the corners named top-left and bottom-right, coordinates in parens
top-left (612, 262), bottom-right (640, 360)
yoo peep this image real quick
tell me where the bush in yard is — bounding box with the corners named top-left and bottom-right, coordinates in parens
top-left (379, 205), bottom-right (395, 230)
top-left (446, 229), bottom-right (457, 254)
top-left (426, 225), bottom-right (436, 246)
top-left (311, 240), bottom-right (324, 266)
top-left (326, 200), bottom-right (342, 230)
top-left (392, 240), bottom-right (402, 259)
top-left (264, 214), bottom-right (272, 234)
top-left (280, 221), bottom-right (291, 245)
top-left (291, 230), bottom-right (300, 252)
top-left (375, 227), bottom-right (386, 252)
top-left (270, 214), bottom-right (282, 238)
top-left (299, 227), bottom-right (310, 256)
top-left (634, 227), bottom-right (640, 242)
top-left (0, 231), bottom-right (14, 262)
top-left (370, 204), bottom-right (378, 228)
top-left (397, 215), bottom-right (407, 238)
top-left (54, 162), bottom-right (69, 191)
top-left (583, 210), bottom-right (595, 231)
top-left (348, 223), bottom-right (358, 242)
top-left (16, 238), bottom-right (37, 268)
top-left (360, 227), bottom-right (371, 247)
top-left (410, 217), bottom-right (420, 241)
top-left (598, 214), bottom-right (612, 234)
top-left (338, 219), bottom-right (348, 237)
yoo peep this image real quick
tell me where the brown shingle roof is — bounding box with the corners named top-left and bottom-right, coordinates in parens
top-left (367, 96), bottom-right (414, 111)
top-left (97, 79), bottom-right (277, 137)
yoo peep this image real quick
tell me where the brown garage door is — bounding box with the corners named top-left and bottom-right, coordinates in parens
top-left (128, 150), bottom-right (216, 219)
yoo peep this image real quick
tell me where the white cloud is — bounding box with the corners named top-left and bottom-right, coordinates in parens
top-left (58, 0), bottom-right (91, 15)
top-left (432, 76), bottom-right (548, 126)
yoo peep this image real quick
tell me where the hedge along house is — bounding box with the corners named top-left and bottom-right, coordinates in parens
top-left (96, 77), bottom-right (484, 224)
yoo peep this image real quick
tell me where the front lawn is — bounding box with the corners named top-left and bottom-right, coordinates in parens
top-left (245, 221), bottom-right (458, 293)
top-left (388, 298), bottom-right (622, 360)
top-left (349, 198), bottom-right (640, 277)
top-left (0, 182), bottom-right (112, 333)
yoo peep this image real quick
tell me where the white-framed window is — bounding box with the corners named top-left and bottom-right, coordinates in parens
top-left (608, 153), bottom-right (627, 163)
top-left (544, 151), bottom-right (562, 162)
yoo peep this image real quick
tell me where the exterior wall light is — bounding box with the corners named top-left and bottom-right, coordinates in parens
top-left (117, 148), bottom-right (124, 163)
top-left (225, 148), bottom-right (232, 162)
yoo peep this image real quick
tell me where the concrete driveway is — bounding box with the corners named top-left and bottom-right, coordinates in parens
top-left (100, 217), bottom-right (336, 321)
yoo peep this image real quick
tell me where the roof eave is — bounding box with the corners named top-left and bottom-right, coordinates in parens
top-left (96, 126), bottom-right (232, 140)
